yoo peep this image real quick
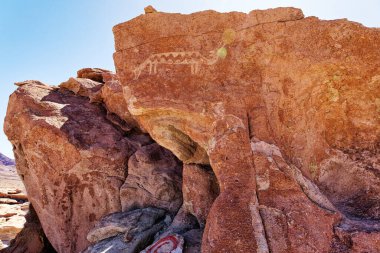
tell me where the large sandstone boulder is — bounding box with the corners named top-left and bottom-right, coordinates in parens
top-left (113, 7), bottom-right (380, 252)
top-left (4, 81), bottom-right (137, 253)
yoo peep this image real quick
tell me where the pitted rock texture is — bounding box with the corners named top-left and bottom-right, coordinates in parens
top-left (113, 7), bottom-right (380, 252)
top-left (120, 143), bottom-right (183, 214)
top-left (4, 81), bottom-right (137, 253)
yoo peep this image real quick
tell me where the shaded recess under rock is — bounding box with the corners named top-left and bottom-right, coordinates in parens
top-left (3, 6), bottom-right (380, 253)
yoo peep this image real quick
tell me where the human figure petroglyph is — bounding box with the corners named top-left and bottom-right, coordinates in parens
top-left (133, 45), bottom-right (223, 80)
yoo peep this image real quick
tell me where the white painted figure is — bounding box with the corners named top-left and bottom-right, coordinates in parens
top-left (133, 46), bottom-right (223, 80)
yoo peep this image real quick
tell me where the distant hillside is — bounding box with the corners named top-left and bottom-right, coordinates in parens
top-left (0, 153), bottom-right (15, 166)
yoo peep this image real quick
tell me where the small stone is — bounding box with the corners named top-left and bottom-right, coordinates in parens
top-left (7, 193), bottom-right (27, 201)
top-left (20, 203), bottom-right (29, 211)
top-left (0, 213), bottom-right (26, 241)
top-left (0, 198), bottom-right (18, 205)
top-left (144, 5), bottom-right (157, 14)
top-left (7, 189), bottom-right (21, 195)
top-left (0, 212), bottom-right (17, 218)
top-left (0, 240), bottom-right (5, 250)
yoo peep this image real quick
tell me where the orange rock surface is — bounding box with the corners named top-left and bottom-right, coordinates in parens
top-left (3, 7), bottom-right (380, 253)
top-left (113, 7), bottom-right (379, 252)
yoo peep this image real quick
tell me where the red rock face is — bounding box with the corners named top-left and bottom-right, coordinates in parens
top-left (113, 7), bottom-right (380, 252)
top-left (4, 82), bottom-right (136, 253)
top-left (100, 72), bottom-right (139, 130)
top-left (3, 7), bottom-right (380, 253)
top-left (182, 164), bottom-right (219, 227)
top-left (120, 143), bottom-right (183, 214)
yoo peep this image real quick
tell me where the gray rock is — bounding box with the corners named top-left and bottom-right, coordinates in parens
top-left (87, 207), bottom-right (166, 243)
top-left (83, 222), bottom-right (165, 253)
top-left (158, 207), bottom-right (198, 239)
top-left (183, 229), bottom-right (202, 253)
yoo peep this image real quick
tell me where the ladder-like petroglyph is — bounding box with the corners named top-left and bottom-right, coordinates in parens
top-left (133, 48), bottom-right (221, 79)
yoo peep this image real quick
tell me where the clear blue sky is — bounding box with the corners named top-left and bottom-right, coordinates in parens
top-left (1, 0), bottom-right (379, 158)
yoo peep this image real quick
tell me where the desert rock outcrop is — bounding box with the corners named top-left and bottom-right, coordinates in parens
top-left (113, 6), bottom-right (380, 252)
top-left (3, 6), bottom-right (380, 253)
top-left (4, 81), bottom-right (137, 252)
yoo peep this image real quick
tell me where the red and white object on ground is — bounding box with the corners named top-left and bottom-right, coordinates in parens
top-left (141, 234), bottom-right (184, 253)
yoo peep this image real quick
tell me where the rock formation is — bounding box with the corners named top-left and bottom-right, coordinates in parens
top-left (84, 207), bottom-right (169, 253)
top-left (112, 7), bottom-right (379, 253)
top-left (3, 6), bottom-right (380, 253)
top-left (120, 143), bottom-right (183, 214)
top-left (4, 78), bottom-right (137, 253)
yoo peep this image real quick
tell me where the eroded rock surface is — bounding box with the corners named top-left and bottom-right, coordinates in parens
top-left (4, 6), bottom-right (380, 253)
top-left (59, 77), bottom-right (103, 103)
top-left (113, 7), bottom-right (380, 253)
top-left (4, 81), bottom-right (136, 253)
top-left (182, 164), bottom-right (219, 227)
top-left (120, 143), bottom-right (183, 214)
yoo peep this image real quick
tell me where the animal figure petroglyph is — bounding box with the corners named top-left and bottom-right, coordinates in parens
top-left (133, 47), bottom-right (222, 80)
